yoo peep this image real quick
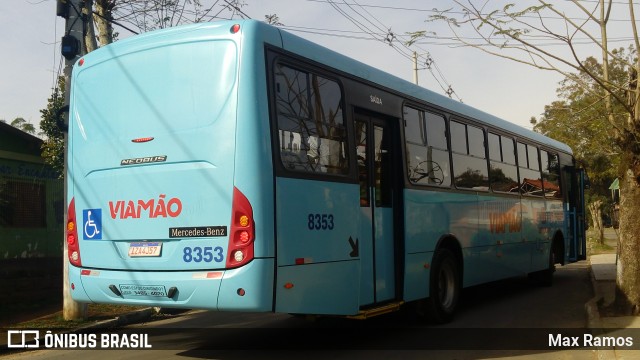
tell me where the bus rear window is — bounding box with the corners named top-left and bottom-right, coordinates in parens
top-left (74, 40), bottom-right (237, 139)
top-left (274, 63), bottom-right (348, 175)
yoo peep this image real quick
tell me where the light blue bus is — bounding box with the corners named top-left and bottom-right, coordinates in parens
top-left (66, 20), bottom-right (586, 322)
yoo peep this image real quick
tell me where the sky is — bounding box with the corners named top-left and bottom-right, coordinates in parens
top-left (0, 0), bottom-right (637, 134)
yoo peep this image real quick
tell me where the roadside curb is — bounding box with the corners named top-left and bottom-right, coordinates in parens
top-left (586, 258), bottom-right (617, 360)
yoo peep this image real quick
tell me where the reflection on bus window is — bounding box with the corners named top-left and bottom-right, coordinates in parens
top-left (451, 121), bottom-right (488, 190)
top-left (489, 133), bottom-right (519, 193)
top-left (517, 142), bottom-right (544, 196)
top-left (541, 150), bottom-right (562, 198)
top-left (356, 121), bottom-right (369, 207)
top-left (404, 106), bottom-right (451, 187)
top-left (275, 64), bottom-right (348, 175)
top-left (374, 125), bottom-right (392, 207)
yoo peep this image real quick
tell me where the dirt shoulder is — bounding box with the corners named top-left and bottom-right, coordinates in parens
top-left (4, 303), bottom-right (148, 330)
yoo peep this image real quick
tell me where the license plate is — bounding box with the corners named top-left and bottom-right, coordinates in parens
top-left (119, 284), bottom-right (166, 297)
top-left (128, 242), bottom-right (162, 257)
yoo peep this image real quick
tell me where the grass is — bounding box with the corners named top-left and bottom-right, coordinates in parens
top-left (586, 228), bottom-right (617, 256)
top-left (11, 304), bottom-right (148, 329)
top-left (588, 241), bottom-right (615, 255)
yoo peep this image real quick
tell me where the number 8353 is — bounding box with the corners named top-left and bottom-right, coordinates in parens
top-left (307, 213), bottom-right (334, 230)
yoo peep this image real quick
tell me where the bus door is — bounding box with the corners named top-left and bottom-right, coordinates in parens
top-left (566, 166), bottom-right (587, 261)
top-left (354, 111), bottom-right (401, 305)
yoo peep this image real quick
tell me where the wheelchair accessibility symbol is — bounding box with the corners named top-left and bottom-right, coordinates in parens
top-left (83, 209), bottom-right (102, 240)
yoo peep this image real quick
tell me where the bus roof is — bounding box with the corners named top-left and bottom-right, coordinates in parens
top-left (272, 21), bottom-right (572, 155)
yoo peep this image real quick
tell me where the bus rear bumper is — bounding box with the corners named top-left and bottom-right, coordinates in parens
top-left (68, 258), bottom-right (274, 311)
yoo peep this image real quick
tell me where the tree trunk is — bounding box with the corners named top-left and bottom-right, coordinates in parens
top-left (84, 0), bottom-right (98, 53)
top-left (615, 38), bottom-right (640, 313)
top-left (615, 169), bottom-right (640, 314)
top-left (94, 0), bottom-right (114, 46)
top-left (598, 0), bottom-right (618, 133)
top-left (588, 200), bottom-right (604, 245)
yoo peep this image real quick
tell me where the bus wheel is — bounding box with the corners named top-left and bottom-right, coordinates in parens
top-left (427, 248), bottom-right (460, 324)
top-left (540, 247), bottom-right (556, 286)
top-left (529, 246), bottom-right (556, 287)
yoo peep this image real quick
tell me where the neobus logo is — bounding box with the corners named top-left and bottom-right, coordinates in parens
top-left (109, 195), bottom-right (182, 219)
top-left (121, 155), bottom-right (166, 166)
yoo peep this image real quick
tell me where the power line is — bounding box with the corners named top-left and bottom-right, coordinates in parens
top-left (280, 24), bottom-right (637, 46)
top-left (303, 0), bottom-right (639, 22)
top-left (281, 25), bottom-right (379, 41)
top-left (93, 10), bottom-right (139, 35)
top-left (222, 0), bottom-right (252, 19)
top-left (109, 1), bottom-right (247, 34)
top-left (322, 0), bottom-right (462, 101)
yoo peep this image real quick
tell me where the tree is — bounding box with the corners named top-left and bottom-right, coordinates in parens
top-left (532, 52), bottom-right (629, 243)
top-left (1, 117), bottom-right (36, 135)
top-left (265, 13), bottom-right (284, 26)
top-left (82, 0), bottom-right (252, 50)
top-left (411, 1), bottom-right (640, 313)
top-left (39, 77), bottom-right (66, 178)
top-left (83, 0), bottom-right (115, 52)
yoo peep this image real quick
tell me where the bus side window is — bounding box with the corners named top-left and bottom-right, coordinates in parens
top-left (424, 112), bottom-right (451, 187)
top-left (517, 142), bottom-right (528, 168)
top-left (451, 121), bottom-right (488, 191)
top-left (541, 150), bottom-right (562, 198)
top-left (488, 132), bottom-right (501, 162)
top-left (274, 63), bottom-right (348, 176)
top-left (528, 144), bottom-right (540, 171)
top-left (489, 133), bottom-right (519, 193)
top-left (404, 106), bottom-right (451, 187)
top-left (517, 142), bottom-right (543, 196)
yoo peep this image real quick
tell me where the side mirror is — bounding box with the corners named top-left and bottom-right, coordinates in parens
top-left (55, 104), bottom-right (69, 133)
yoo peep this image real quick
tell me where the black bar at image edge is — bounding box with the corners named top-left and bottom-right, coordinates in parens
top-left (2, 328), bottom-right (640, 351)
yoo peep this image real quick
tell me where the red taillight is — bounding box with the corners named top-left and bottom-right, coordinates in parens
top-left (226, 187), bottom-right (254, 268)
top-left (67, 198), bottom-right (82, 267)
top-left (230, 24), bottom-right (241, 34)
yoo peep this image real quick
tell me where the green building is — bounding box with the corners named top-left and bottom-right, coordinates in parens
top-left (0, 121), bottom-right (63, 261)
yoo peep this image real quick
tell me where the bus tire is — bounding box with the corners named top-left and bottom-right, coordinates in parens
top-left (529, 247), bottom-right (556, 287)
top-left (540, 246), bottom-right (556, 287)
top-left (426, 248), bottom-right (461, 324)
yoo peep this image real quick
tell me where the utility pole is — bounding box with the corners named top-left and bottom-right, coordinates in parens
top-left (413, 51), bottom-right (419, 85)
top-left (57, 0), bottom-right (87, 321)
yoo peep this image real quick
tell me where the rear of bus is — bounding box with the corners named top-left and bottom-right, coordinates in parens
top-left (66, 21), bottom-right (277, 311)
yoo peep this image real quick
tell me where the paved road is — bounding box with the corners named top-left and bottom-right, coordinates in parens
top-left (3, 261), bottom-right (595, 359)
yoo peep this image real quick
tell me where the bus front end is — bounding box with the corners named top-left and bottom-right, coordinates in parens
top-left (66, 21), bottom-right (275, 311)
